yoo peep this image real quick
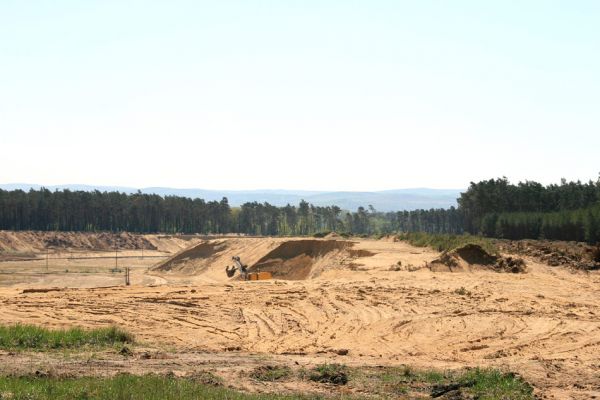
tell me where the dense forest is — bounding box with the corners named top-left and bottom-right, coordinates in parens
top-left (458, 178), bottom-right (600, 243)
top-left (0, 188), bottom-right (353, 235)
top-left (397, 177), bottom-right (600, 243)
top-left (1, 176), bottom-right (599, 243)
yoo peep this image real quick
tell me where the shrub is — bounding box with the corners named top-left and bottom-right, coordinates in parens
top-left (312, 231), bottom-right (331, 238)
top-left (249, 365), bottom-right (291, 382)
top-left (309, 364), bottom-right (348, 385)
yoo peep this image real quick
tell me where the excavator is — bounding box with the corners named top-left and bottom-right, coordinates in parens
top-left (225, 256), bottom-right (248, 280)
top-left (225, 256), bottom-right (272, 281)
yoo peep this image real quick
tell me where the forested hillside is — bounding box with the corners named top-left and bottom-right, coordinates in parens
top-left (1, 177), bottom-right (599, 243)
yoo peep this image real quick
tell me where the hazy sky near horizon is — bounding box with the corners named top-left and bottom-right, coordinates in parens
top-left (1, 1), bottom-right (599, 191)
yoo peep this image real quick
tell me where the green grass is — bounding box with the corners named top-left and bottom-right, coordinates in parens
top-left (349, 366), bottom-right (533, 399)
top-left (0, 375), bottom-right (325, 400)
top-left (397, 232), bottom-right (498, 254)
top-left (309, 364), bottom-right (349, 385)
top-left (0, 367), bottom-right (534, 400)
top-left (459, 368), bottom-right (534, 400)
top-left (0, 324), bottom-right (134, 350)
top-left (250, 365), bottom-right (292, 382)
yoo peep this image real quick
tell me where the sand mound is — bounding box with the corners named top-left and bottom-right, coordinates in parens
top-left (152, 238), bottom-right (371, 281)
top-left (0, 232), bottom-right (196, 259)
top-left (151, 238), bottom-right (282, 281)
top-left (153, 241), bottom-right (227, 272)
top-left (250, 240), bottom-right (353, 280)
top-left (430, 244), bottom-right (526, 273)
top-left (0, 231), bottom-right (159, 252)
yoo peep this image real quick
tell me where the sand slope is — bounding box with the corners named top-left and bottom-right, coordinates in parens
top-left (0, 230), bottom-right (195, 254)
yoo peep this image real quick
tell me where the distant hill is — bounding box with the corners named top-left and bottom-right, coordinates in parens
top-left (0, 184), bottom-right (462, 212)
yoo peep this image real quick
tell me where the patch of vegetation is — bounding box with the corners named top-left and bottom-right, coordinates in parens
top-left (309, 364), bottom-right (348, 385)
top-left (0, 324), bottom-right (133, 351)
top-left (0, 374), bottom-right (324, 400)
top-left (349, 365), bottom-right (445, 396)
top-left (189, 371), bottom-right (224, 387)
top-left (250, 365), bottom-right (292, 382)
top-left (454, 368), bottom-right (533, 399)
top-left (348, 366), bottom-right (533, 399)
top-left (119, 345), bottom-right (134, 357)
top-left (312, 231), bottom-right (331, 238)
top-left (454, 287), bottom-right (471, 296)
top-left (0, 366), bottom-right (533, 399)
top-left (397, 232), bottom-right (498, 254)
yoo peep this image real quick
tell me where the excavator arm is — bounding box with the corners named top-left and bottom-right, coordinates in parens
top-left (226, 256), bottom-right (248, 280)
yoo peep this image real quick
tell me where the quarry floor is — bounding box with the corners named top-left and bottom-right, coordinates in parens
top-left (0, 233), bottom-right (599, 399)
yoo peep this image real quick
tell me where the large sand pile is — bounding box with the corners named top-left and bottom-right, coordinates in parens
top-left (153, 238), bottom-right (368, 281)
top-left (152, 238), bottom-right (283, 282)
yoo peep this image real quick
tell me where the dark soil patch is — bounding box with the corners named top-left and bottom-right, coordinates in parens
top-left (496, 239), bottom-right (600, 271)
top-left (454, 244), bottom-right (497, 265)
top-left (431, 244), bottom-right (526, 273)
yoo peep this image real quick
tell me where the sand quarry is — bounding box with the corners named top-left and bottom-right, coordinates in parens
top-left (0, 231), bottom-right (599, 398)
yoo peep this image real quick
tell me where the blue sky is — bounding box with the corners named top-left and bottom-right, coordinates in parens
top-left (1, 1), bottom-right (599, 190)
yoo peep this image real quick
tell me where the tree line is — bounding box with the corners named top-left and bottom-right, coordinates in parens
top-left (457, 177), bottom-right (600, 243)
top-left (0, 188), bottom-right (378, 236)
top-left (1, 176), bottom-right (599, 243)
top-left (0, 189), bottom-right (231, 233)
top-left (396, 177), bottom-right (600, 243)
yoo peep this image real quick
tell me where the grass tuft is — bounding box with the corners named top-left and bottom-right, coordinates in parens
top-left (0, 324), bottom-right (134, 350)
top-left (348, 366), bottom-right (533, 399)
top-left (309, 364), bottom-right (348, 385)
top-left (460, 368), bottom-right (534, 399)
top-left (250, 365), bottom-right (292, 382)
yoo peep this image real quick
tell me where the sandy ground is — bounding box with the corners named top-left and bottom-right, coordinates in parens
top-left (0, 234), bottom-right (599, 398)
